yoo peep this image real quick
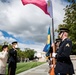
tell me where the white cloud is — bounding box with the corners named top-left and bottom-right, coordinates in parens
top-left (0, 31), bottom-right (45, 52)
top-left (0, 31), bottom-right (16, 44)
top-left (18, 42), bottom-right (45, 52)
top-left (0, 0), bottom-right (68, 52)
top-left (0, 32), bottom-right (5, 42)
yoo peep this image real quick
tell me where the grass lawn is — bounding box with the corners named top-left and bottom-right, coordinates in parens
top-left (6, 62), bottom-right (45, 74)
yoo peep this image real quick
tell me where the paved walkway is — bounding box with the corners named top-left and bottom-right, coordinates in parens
top-left (17, 63), bottom-right (49, 75)
top-left (72, 60), bottom-right (76, 75)
top-left (17, 60), bottom-right (76, 75)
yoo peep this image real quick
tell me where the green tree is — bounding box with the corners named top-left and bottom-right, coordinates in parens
top-left (3, 41), bottom-right (8, 45)
top-left (58, 3), bottom-right (76, 54)
top-left (8, 44), bottom-right (12, 50)
top-left (24, 49), bottom-right (35, 60)
top-left (17, 48), bottom-right (25, 62)
top-left (17, 48), bottom-right (36, 61)
top-left (0, 45), bottom-right (2, 52)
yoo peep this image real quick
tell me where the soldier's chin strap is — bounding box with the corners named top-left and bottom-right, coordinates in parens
top-left (61, 32), bottom-right (64, 40)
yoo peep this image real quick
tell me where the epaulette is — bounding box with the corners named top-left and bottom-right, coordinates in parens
top-left (66, 38), bottom-right (71, 41)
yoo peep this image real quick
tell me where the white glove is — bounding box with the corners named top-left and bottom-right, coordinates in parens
top-left (50, 58), bottom-right (52, 61)
top-left (50, 65), bottom-right (56, 68)
top-left (52, 53), bottom-right (57, 57)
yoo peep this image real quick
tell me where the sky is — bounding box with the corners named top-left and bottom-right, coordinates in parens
top-left (0, 0), bottom-right (69, 52)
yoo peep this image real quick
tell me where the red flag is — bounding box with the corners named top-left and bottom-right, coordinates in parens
top-left (21, 0), bottom-right (53, 17)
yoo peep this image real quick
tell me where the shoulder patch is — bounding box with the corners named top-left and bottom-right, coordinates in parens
top-left (66, 43), bottom-right (70, 47)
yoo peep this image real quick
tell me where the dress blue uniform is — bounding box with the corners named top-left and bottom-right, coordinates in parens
top-left (55, 28), bottom-right (74, 75)
top-left (8, 42), bottom-right (17, 75)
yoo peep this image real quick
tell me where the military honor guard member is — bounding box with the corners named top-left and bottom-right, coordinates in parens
top-left (55, 38), bottom-right (61, 52)
top-left (8, 41), bottom-right (18, 75)
top-left (48, 38), bottom-right (61, 74)
top-left (0, 45), bottom-right (8, 75)
top-left (54, 28), bottom-right (74, 75)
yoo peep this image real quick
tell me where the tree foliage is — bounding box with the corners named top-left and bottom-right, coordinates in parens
top-left (0, 45), bottom-right (2, 52)
top-left (24, 48), bottom-right (36, 60)
top-left (58, 3), bottom-right (76, 54)
top-left (17, 48), bottom-right (36, 61)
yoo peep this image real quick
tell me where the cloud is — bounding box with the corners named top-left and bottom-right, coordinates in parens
top-left (0, 0), bottom-right (51, 43)
top-left (0, 31), bottom-right (45, 52)
top-left (0, 31), bottom-right (16, 44)
top-left (0, 0), bottom-right (68, 51)
top-left (18, 42), bottom-right (45, 52)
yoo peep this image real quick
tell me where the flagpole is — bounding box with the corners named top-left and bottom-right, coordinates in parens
top-left (52, 18), bottom-right (56, 64)
top-left (51, 0), bottom-right (56, 67)
top-left (50, 8), bottom-right (56, 75)
top-left (52, 18), bottom-right (54, 43)
top-left (49, 18), bottom-right (56, 75)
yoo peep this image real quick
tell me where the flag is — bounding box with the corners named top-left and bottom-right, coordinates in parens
top-left (43, 27), bottom-right (51, 52)
top-left (47, 0), bottom-right (53, 18)
top-left (46, 46), bottom-right (53, 57)
top-left (47, 27), bottom-right (51, 44)
top-left (21, 0), bottom-right (53, 18)
top-left (43, 44), bottom-right (50, 52)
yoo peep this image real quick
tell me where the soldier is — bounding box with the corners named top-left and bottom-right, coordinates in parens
top-left (55, 28), bottom-right (74, 75)
top-left (8, 41), bottom-right (18, 75)
top-left (0, 45), bottom-right (8, 75)
top-left (47, 46), bottom-right (53, 73)
top-left (55, 38), bottom-right (61, 53)
top-left (48, 39), bottom-right (61, 74)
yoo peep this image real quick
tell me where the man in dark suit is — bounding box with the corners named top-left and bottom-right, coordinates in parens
top-left (54, 28), bottom-right (74, 75)
top-left (8, 41), bottom-right (18, 75)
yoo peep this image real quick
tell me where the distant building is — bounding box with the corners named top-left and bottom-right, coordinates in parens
top-left (34, 51), bottom-right (46, 62)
